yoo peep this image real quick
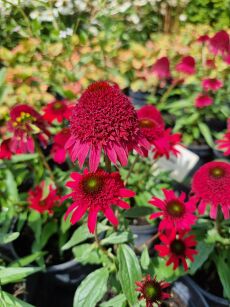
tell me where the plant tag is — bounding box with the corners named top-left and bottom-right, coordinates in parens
top-left (155, 145), bottom-right (199, 182)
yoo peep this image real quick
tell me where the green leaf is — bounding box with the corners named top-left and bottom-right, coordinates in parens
top-left (73, 244), bottom-right (101, 265)
top-left (0, 232), bottom-right (19, 245)
top-left (198, 122), bottom-right (214, 148)
top-left (140, 245), bottom-right (150, 270)
top-left (11, 154), bottom-right (38, 163)
top-left (5, 169), bottom-right (19, 202)
top-left (40, 221), bottom-right (58, 249)
top-left (101, 232), bottom-right (132, 245)
top-left (100, 294), bottom-right (126, 307)
top-left (214, 252), bottom-right (230, 299)
top-left (149, 258), bottom-right (184, 282)
top-left (189, 242), bottom-right (214, 275)
top-left (62, 223), bottom-right (109, 250)
top-left (0, 291), bottom-right (34, 307)
top-left (117, 244), bottom-right (141, 306)
top-left (124, 206), bottom-right (153, 218)
top-left (73, 268), bottom-right (109, 307)
top-left (0, 267), bottom-right (41, 285)
top-left (10, 252), bottom-right (44, 268)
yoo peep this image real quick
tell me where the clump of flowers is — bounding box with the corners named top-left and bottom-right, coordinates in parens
top-left (43, 99), bottom-right (73, 123)
top-left (152, 57), bottom-right (171, 80)
top-left (137, 105), bottom-right (181, 159)
top-left (6, 104), bottom-right (50, 154)
top-left (28, 182), bottom-right (60, 214)
top-left (51, 128), bottom-right (71, 164)
top-left (175, 56), bottom-right (196, 75)
top-left (63, 169), bottom-right (135, 233)
top-left (149, 189), bottom-right (197, 231)
top-left (216, 120), bottom-right (230, 156)
top-left (65, 81), bottom-right (150, 172)
top-left (155, 229), bottom-right (198, 271)
top-left (195, 94), bottom-right (213, 108)
top-left (136, 274), bottom-right (170, 307)
top-left (192, 161), bottom-right (230, 219)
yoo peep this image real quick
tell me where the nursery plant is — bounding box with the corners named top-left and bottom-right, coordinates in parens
top-left (0, 79), bottom-right (229, 307)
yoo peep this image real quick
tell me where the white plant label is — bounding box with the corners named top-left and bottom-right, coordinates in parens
top-left (154, 145), bottom-right (199, 182)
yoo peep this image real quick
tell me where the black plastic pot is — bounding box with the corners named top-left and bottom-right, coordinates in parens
top-left (172, 276), bottom-right (209, 307)
top-left (213, 149), bottom-right (229, 160)
top-left (187, 144), bottom-right (214, 177)
top-left (130, 224), bottom-right (157, 253)
top-left (128, 89), bottom-right (149, 108)
top-left (198, 287), bottom-right (230, 307)
top-left (26, 259), bottom-right (98, 307)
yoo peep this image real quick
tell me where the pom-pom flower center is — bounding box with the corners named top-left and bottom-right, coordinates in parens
top-left (166, 200), bottom-right (185, 217)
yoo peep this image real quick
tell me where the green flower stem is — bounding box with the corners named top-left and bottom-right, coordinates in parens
top-left (124, 155), bottom-right (139, 185)
top-left (94, 224), bottom-right (115, 262)
top-left (35, 139), bottom-right (57, 187)
top-left (104, 155), bottom-right (112, 173)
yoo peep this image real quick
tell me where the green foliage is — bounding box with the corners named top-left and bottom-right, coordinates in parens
top-left (73, 268), bottom-right (109, 307)
top-left (186, 0), bottom-right (230, 28)
top-left (117, 244), bottom-right (141, 306)
top-left (0, 291), bottom-right (34, 307)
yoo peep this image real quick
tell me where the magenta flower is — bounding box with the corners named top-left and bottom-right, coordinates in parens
top-left (152, 129), bottom-right (181, 159)
top-left (216, 132), bottom-right (230, 156)
top-left (209, 30), bottom-right (230, 56)
top-left (152, 57), bottom-right (171, 79)
top-left (197, 34), bottom-right (209, 44)
top-left (63, 169), bottom-right (135, 233)
top-left (51, 128), bottom-right (71, 164)
top-left (43, 99), bottom-right (73, 123)
top-left (136, 275), bottom-right (170, 307)
top-left (0, 139), bottom-right (12, 160)
top-left (149, 189), bottom-right (197, 231)
top-left (28, 182), bottom-right (60, 214)
top-left (155, 229), bottom-right (198, 271)
top-left (65, 81), bottom-right (150, 172)
top-left (137, 105), bottom-right (165, 143)
top-left (176, 56), bottom-right (196, 75)
top-left (202, 78), bottom-right (223, 92)
top-left (192, 161), bottom-right (230, 219)
top-left (195, 94), bottom-right (213, 108)
top-left (8, 104), bottom-right (50, 154)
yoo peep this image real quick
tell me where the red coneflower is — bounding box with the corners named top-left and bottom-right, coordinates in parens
top-left (8, 104), bottom-right (50, 154)
top-left (192, 161), bottom-right (230, 219)
top-left (137, 105), bottom-right (165, 143)
top-left (43, 99), bottom-right (73, 123)
top-left (209, 30), bottom-right (230, 56)
top-left (149, 189), bottom-right (197, 231)
top-left (0, 139), bottom-right (12, 160)
top-left (197, 34), bottom-right (209, 44)
top-left (63, 169), bottom-right (135, 233)
top-left (175, 56), bottom-right (196, 75)
top-left (152, 57), bottom-right (171, 79)
top-left (28, 182), bottom-right (60, 214)
top-left (65, 81), bottom-right (150, 172)
top-left (216, 132), bottom-right (230, 156)
top-left (202, 78), bottom-right (223, 92)
top-left (51, 128), bottom-right (71, 164)
top-left (152, 129), bottom-right (181, 159)
top-left (195, 94), bottom-right (213, 108)
top-left (136, 274), bottom-right (170, 307)
top-left (155, 229), bottom-right (198, 271)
